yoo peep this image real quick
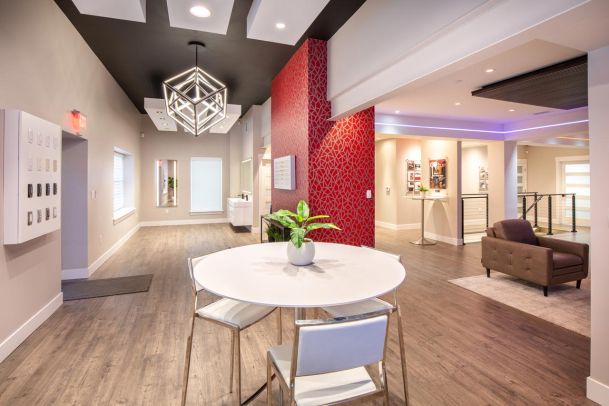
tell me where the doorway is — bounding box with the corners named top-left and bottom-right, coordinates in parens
top-left (61, 131), bottom-right (88, 280)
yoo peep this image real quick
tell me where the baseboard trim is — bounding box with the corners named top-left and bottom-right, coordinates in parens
top-left (61, 267), bottom-right (89, 280)
top-left (0, 292), bottom-right (63, 363)
top-left (424, 231), bottom-right (463, 246)
top-left (375, 221), bottom-right (420, 230)
top-left (139, 218), bottom-right (229, 227)
top-left (588, 377), bottom-right (609, 405)
top-left (88, 224), bottom-right (140, 277)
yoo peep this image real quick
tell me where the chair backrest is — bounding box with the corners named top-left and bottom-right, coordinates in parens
top-left (187, 255), bottom-right (206, 293)
top-left (293, 311), bottom-right (389, 377)
top-left (493, 219), bottom-right (538, 245)
top-left (360, 245), bottom-right (401, 263)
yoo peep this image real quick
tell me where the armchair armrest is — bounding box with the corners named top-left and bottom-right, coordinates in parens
top-left (537, 236), bottom-right (588, 258)
top-left (482, 237), bottom-right (553, 286)
top-left (538, 236), bottom-right (589, 275)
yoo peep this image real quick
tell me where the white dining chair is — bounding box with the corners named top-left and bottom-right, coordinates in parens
top-left (267, 310), bottom-right (392, 405)
top-left (184, 255), bottom-right (280, 405)
top-left (321, 246), bottom-right (409, 405)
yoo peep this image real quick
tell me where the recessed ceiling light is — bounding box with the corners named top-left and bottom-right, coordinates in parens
top-left (395, 110), bottom-right (400, 114)
top-left (190, 5), bottom-right (211, 18)
top-left (275, 22), bottom-right (286, 30)
top-left (485, 68), bottom-right (495, 73)
top-left (509, 108), bottom-right (516, 112)
top-left (454, 102), bottom-right (462, 106)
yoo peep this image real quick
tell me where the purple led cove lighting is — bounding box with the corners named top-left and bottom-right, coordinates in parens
top-left (374, 119), bottom-right (589, 134)
top-left (503, 119), bottom-right (588, 134)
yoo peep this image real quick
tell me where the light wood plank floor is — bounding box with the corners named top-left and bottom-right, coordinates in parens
top-left (0, 225), bottom-right (593, 405)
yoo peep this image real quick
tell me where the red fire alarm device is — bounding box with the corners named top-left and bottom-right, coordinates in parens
top-left (70, 110), bottom-right (87, 134)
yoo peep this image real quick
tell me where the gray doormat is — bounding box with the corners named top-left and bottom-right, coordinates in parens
top-left (62, 274), bottom-right (153, 301)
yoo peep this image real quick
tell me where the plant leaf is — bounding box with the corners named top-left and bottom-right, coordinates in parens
top-left (305, 223), bottom-right (341, 232)
top-left (268, 213), bottom-right (296, 228)
top-left (290, 227), bottom-right (306, 248)
top-left (275, 209), bottom-right (298, 218)
top-left (296, 200), bottom-right (309, 221)
top-left (304, 215), bottom-right (329, 224)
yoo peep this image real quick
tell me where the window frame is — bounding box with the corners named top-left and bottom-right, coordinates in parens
top-left (113, 147), bottom-right (135, 223)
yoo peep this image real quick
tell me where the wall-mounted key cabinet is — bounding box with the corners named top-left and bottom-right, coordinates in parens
top-left (3, 109), bottom-right (62, 244)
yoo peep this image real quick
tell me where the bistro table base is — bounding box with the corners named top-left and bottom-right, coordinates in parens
top-left (410, 237), bottom-right (437, 246)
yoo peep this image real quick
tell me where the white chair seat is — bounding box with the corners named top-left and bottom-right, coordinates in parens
top-left (269, 344), bottom-right (377, 406)
top-left (323, 298), bottom-right (393, 318)
top-left (197, 298), bottom-right (275, 328)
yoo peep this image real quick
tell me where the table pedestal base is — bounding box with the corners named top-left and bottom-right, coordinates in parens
top-left (410, 237), bottom-right (436, 246)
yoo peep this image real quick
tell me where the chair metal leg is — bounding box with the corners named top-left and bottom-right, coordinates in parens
top-left (486, 268), bottom-right (490, 278)
top-left (543, 286), bottom-right (549, 297)
top-left (229, 330), bottom-right (235, 394)
top-left (182, 312), bottom-right (196, 406)
top-left (267, 353), bottom-right (273, 406)
top-left (382, 362), bottom-right (390, 406)
top-left (396, 306), bottom-right (410, 406)
top-left (236, 330), bottom-right (241, 405)
top-left (577, 279), bottom-right (582, 289)
top-left (278, 308), bottom-right (282, 345)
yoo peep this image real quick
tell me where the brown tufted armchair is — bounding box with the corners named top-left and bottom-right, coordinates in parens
top-left (481, 219), bottom-right (589, 296)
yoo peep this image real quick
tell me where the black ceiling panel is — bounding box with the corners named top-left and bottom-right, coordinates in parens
top-left (472, 55), bottom-right (588, 110)
top-left (54, 0), bottom-right (366, 113)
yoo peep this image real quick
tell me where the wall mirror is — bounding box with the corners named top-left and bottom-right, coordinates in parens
top-left (156, 159), bottom-right (178, 207)
top-left (241, 158), bottom-right (253, 194)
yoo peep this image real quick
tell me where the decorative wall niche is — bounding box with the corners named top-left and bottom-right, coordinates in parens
top-left (3, 110), bottom-right (62, 244)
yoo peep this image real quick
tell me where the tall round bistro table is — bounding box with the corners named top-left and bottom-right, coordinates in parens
top-left (193, 242), bottom-right (406, 404)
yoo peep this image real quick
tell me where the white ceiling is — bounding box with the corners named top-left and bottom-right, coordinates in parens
top-left (166, 0), bottom-right (234, 34)
top-left (71, 0), bottom-right (146, 22)
top-left (377, 39), bottom-right (584, 123)
top-left (209, 104), bottom-right (241, 134)
top-left (247, 0), bottom-right (330, 45)
top-left (144, 98), bottom-right (177, 131)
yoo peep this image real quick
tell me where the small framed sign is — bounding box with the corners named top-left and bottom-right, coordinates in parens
top-left (273, 155), bottom-right (296, 190)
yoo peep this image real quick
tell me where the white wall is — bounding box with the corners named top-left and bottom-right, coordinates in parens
top-left (487, 141), bottom-right (518, 224)
top-left (139, 116), bottom-right (232, 224)
top-left (0, 0), bottom-right (141, 361)
top-left (462, 145), bottom-right (488, 194)
top-left (375, 139), bottom-right (398, 225)
top-left (421, 139), bottom-right (462, 245)
top-left (587, 45), bottom-right (609, 406)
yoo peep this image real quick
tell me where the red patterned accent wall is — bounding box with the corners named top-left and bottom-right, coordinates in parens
top-left (271, 39), bottom-right (375, 246)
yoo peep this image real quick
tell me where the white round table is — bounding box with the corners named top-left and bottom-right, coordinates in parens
top-left (193, 242), bottom-right (406, 309)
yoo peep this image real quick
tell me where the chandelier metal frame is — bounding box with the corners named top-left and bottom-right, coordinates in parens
top-left (163, 41), bottom-right (227, 136)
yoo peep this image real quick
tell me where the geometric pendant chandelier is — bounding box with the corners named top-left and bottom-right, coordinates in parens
top-left (163, 41), bottom-right (227, 136)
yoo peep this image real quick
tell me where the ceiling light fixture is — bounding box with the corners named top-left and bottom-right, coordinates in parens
top-left (395, 110), bottom-right (400, 114)
top-left (454, 102), bottom-right (462, 106)
top-left (485, 68), bottom-right (495, 73)
top-left (509, 109), bottom-right (515, 112)
top-left (189, 5), bottom-right (211, 18)
top-left (163, 41), bottom-right (227, 136)
top-left (275, 22), bottom-right (286, 30)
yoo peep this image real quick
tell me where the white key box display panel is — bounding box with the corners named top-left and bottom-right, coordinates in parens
top-left (3, 110), bottom-right (62, 244)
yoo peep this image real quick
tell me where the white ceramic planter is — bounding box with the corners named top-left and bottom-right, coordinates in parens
top-left (287, 239), bottom-right (315, 266)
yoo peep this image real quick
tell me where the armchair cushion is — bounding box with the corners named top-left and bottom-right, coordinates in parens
top-left (553, 252), bottom-right (583, 269)
top-left (493, 219), bottom-right (538, 246)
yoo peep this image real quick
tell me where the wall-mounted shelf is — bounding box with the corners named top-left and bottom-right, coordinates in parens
top-left (3, 110), bottom-right (62, 244)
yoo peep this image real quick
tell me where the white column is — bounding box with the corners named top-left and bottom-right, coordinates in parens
top-left (587, 45), bottom-right (609, 406)
top-left (487, 141), bottom-right (518, 225)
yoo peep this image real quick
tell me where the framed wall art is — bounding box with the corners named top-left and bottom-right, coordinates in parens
top-left (429, 158), bottom-right (447, 190)
top-left (406, 159), bottom-right (422, 194)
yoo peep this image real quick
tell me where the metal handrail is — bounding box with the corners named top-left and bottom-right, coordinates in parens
top-left (518, 192), bottom-right (577, 235)
top-left (460, 194), bottom-right (489, 244)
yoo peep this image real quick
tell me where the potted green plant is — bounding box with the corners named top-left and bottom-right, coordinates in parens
top-left (266, 222), bottom-right (285, 242)
top-left (418, 186), bottom-right (429, 198)
top-left (269, 200), bottom-right (340, 266)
